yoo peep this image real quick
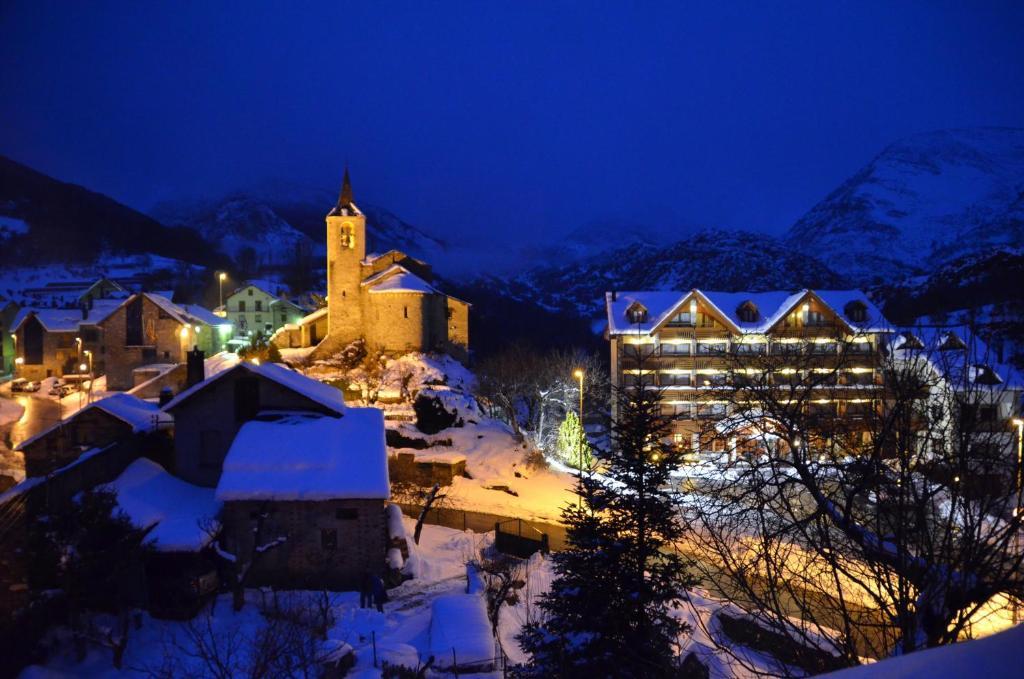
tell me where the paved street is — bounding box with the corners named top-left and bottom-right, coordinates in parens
top-left (1, 393), bottom-right (64, 481)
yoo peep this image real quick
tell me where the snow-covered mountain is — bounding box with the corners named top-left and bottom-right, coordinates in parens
top-left (153, 182), bottom-right (450, 274)
top-left (152, 195), bottom-right (322, 270)
top-left (479, 229), bottom-right (847, 319)
top-left (787, 127), bottom-right (1024, 283)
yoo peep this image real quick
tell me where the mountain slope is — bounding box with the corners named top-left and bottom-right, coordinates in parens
top-left (787, 127), bottom-right (1024, 283)
top-left (0, 154), bottom-right (222, 268)
top-left (152, 183), bottom-right (449, 273)
top-left (483, 229), bottom-right (847, 319)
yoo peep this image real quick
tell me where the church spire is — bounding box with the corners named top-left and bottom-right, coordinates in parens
top-left (337, 168), bottom-right (353, 210)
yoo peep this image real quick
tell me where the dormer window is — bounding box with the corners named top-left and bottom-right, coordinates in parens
top-left (737, 301), bottom-right (759, 324)
top-left (626, 303), bottom-right (648, 324)
top-left (845, 300), bottom-right (868, 323)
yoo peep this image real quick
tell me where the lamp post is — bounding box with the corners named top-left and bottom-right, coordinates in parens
top-left (84, 350), bottom-right (93, 404)
top-left (218, 272), bottom-right (227, 314)
top-left (10, 333), bottom-right (17, 375)
top-left (75, 336), bottom-right (82, 363)
top-left (1013, 417), bottom-right (1024, 624)
top-left (78, 362), bottom-right (88, 411)
top-left (573, 368), bottom-right (585, 472)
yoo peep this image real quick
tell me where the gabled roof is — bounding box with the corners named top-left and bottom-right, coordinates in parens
top-left (362, 264), bottom-right (438, 295)
top-left (15, 393), bottom-right (165, 452)
top-left (180, 303), bottom-right (226, 326)
top-left (890, 324), bottom-right (1021, 389)
top-left (12, 297), bottom-right (126, 333)
top-left (162, 361), bottom-right (346, 415)
top-left (216, 410), bottom-right (388, 501)
top-left (606, 288), bottom-right (892, 336)
top-left (295, 306), bottom-right (328, 327)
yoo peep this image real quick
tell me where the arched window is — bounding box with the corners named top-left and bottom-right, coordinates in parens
top-left (737, 301), bottom-right (759, 323)
top-left (844, 300), bottom-right (868, 323)
top-left (626, 303), bottom-right (648, 324)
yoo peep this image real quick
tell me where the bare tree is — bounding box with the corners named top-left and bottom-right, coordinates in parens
top-left (681, 327), bottom-right (1024, 673)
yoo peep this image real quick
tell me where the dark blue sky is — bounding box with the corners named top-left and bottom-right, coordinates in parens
top-left (2, 1), bottom-right (1022, 258)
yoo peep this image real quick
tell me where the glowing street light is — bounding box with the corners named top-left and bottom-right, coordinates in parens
top-left (573, 368), bottom-right (585, 477)
top-left (218, 272), bottom-right (228, 314)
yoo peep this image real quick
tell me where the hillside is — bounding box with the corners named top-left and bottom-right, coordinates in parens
top-left (481, 229), bottom-right (847, 319)
top-left (787, 127), bottom-right (1024, 283)
top-left (0, 154), bottom-right (223, 268)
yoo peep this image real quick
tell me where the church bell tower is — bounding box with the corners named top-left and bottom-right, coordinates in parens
top-left (326, 168), bottom-right (366, 343)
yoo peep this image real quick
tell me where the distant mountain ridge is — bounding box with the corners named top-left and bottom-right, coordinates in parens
top-left (786, 127), bottom-right (1024, 283)
top-left (151, 182), bottom-right (449, 274)
top-left (0, 154), bottom-right (223, 268)
top-left (480, 229), bottom-right (847, 319)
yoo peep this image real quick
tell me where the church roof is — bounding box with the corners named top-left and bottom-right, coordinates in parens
top-left (328, 168), bottom-right (362, 217)
top-left (362, 264), bottom-right (438, 295)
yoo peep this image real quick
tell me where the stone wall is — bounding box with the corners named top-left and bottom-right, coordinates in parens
top-left (20, 408), bottom-right (135, 477)
top-left (99, 296), bottom-right (188, 391)
top-left (14, 318), bottom-right (77, 381)
top-left (220, 498), bottom-right (387, 590)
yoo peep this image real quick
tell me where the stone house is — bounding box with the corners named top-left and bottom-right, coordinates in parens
top-left (10, 306), bottom-right (113, 381)
top-left (216, 410), bottom-right (390, 589)
top-left (274, 170), bottom-right (470, 362)
top-left (90, 293), bottom-right (222, 391)
top-left (161, 361), bottom-right (348, 487)
top-left (223, 283), bottom-right (306, 337)
top-left (15, 393), bottom-right (167, 477)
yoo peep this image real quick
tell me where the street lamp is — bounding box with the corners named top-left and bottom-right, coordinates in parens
top-left (218, 272), bottom-right (228, 314)
top-left (75, 336), bottom-right (82, 362)
top-left (573, 368), bottom-right (585, 473)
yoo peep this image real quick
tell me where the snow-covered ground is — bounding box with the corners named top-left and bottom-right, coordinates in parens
top-left (19, 518), bottom-right (495, 678)
top-left (0, 392), bottom-right (25, 426)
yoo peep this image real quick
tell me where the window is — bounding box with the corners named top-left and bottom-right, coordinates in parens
top-left (661, 403), bottom-right (692, 418)
top-left (660, 343), bottom-right (690, 356)
top-left (737, 302), bottom-right (758, 323)
top-left (736, 343), bottom-right (766, 355)
top-left (844, 301), bottom-right (868, 323)
top-left (775, 342), bottom-right (802, 355)
top-left (254, 314), bottom-right (262, 323)
top-left (660, 372), bottom-right (691, 387)
top-left (698, 313), bottom-right (716, 328)
top-left (336, 508), bottom-right (359, 520)
top-left (810, 342), bottom-right (837, 354)
top-left (696, 342), bottom-right (727, 355)
top-left (666, 311), bottom-right (693, 326)
top-left (627, 304), bottom-right (648, 324)
top-left (849, 340), bottom-right (872, 354)
top-left (238, 301), bottom-right (246, 312)
top-left (255, 301), bottom-right (263, 312)
top-left (806, 310), bottom-right (827, 327)
top-left (403, 306), bottom-right (409, 319)
top-left (321, 528), bottom-right (337, 551)
top-left (247, 289), bottom-right (254, 296)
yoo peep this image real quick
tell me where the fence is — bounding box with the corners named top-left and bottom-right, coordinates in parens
top-left (494, 518), bottom-right (549, 558)
top-left (395, 503), bottom-right (567, 551)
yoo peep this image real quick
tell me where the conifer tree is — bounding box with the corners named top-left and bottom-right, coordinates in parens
top-left (555, 410), bottom-right (592, 470)
top-left (518, 359), bottom-right (697, 677)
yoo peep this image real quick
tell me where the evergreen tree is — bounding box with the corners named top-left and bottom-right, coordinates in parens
top-left (518, 364), bottom-right (697, 677)
top-left (555, 410), bottom-right (593, 470)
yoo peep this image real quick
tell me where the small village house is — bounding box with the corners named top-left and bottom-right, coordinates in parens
top-left (222, 282), bottom-right (307, 338)
top-left (0, 296), bottom-right (19, 375)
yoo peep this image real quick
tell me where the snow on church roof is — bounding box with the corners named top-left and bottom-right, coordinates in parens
top-left (363, 264), bottom-right (438, 295)
top-left (105, 458), bottom-right (222, 552)
top-left (605, 289), bottom-right (891, 336)
top-left (216, 409), bottom-right (389, 501)
top-left (162, 361), bottom-right (346, 415)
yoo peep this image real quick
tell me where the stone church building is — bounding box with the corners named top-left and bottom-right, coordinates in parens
top-left (276, 171), bottom-right (469, 361)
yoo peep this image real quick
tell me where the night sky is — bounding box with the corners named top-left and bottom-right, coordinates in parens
top-left (2, 1), bottom-right (1022, 260)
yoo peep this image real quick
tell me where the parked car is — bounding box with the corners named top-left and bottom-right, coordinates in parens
top-left (55, 384), bottom-right (77, 398)
top-left (48, 380), bottom-right (65, 396)
top-left (11, 378), bottom-right (31, 393)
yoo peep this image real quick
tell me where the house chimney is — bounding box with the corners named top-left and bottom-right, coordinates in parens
top-left (611, 291), bottom-right (618, 301)
top-left (158, 387), bottom-right (174, 407)
top-left (186, 346), bottom-right (205, 388)
top-left (81, 301), bottom-right (88, 319)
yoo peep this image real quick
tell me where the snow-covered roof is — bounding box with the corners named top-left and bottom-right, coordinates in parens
top-left (605, 289), bottom-right (892, 336)
top-left (105, 458), bottom-right (222, 552)
top-left (363, 264), bottom-right (438, 295)
top-left (142, 292), bottom-right (190, 325)
top-left (890, 325), bottom-right (1021, 390)
top-left (162, 361), bottom-right (346, 415)
top-left (180, 303), bottom-right (226, 326)
top-left (825, 619), bottom-right (1024, 678)
top-left (295, 306), bottom-right (328, 327)
top-left (428, 593), bottom-right (493, 668)
top-left (216, 409), bottom-right (388, 501)
top-left (15, 393), bottom-right (164, 452)
top-left (12, 297), bottom-right (126, 333)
